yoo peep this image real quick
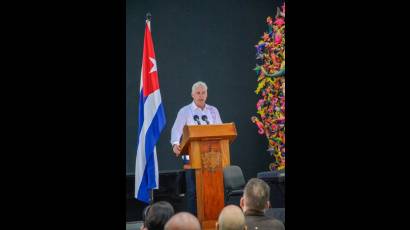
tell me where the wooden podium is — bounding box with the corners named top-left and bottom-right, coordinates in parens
top-left (180, 123), bottom-right (237, 230)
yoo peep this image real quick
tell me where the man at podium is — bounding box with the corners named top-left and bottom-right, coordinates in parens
top-left (170, 81), bottom-right (222, 216)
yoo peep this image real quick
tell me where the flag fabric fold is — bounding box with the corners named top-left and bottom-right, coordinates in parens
top-left (135, 19), bottom-right (166, 204)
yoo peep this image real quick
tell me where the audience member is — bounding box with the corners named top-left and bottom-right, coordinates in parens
top-left (240, 178), bottom-right (285, 230)
top-left (141, 201), bottom-right (175, 230)
top-left (216, 205), bottom-right (246, 230)
top-left (164, 212), bottom-right (201, 230)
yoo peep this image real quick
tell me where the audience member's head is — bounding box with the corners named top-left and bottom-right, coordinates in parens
top-left (141, 201), bottom-right (175, 230)
top-left (164, 212), bottom-right (201, 230)
top-left (216, 205), bottom-right (246, 230)
top-left (240, 178), bottom-right (270, 213)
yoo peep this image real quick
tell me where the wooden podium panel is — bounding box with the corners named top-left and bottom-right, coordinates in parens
top-left (179, 123), bottom-right (237, 230)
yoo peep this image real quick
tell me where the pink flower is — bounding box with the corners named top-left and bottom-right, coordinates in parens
top-left (251, 116), bottom-right (265, 135)
top-left (256, 99), bottom-right (264, 109)
top-left (271, 124), bottom-right (277, 130)
top-left (274, 18), bottom-right (285, 27)
top-left (275, 33), bottom-right (282, 44)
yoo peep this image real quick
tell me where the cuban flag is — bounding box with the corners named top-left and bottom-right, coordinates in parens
top-left (135, 18), bottom-right (166, 203)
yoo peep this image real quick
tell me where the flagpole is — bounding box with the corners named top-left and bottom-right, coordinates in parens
top-left (146, 12), bottom-right (154, 206)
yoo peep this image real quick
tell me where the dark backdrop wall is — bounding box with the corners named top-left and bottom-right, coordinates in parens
top-left (126, 0), bottom-right (285, 181)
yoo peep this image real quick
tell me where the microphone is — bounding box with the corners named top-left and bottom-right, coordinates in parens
top-left (201, 115), bottom-right (210, 124)
top-left (193, 115), bottom-right (201, 125)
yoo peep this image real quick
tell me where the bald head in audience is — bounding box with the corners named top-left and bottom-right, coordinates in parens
top-left (216, 205), bottom-right (246, 230)
top-left (164, 212), bottom-right (201, 230)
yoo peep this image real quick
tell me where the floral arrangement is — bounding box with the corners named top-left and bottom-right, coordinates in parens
top-left (252, 3), bottom-right (285, 171)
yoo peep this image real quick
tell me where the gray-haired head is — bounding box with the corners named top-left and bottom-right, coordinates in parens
top-left (242, 178), bottom-right (270, 212)
top-left (191, 81), bottom-right (208, 94)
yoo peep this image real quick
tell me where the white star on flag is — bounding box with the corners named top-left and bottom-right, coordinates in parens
top-left (149, 57), bottom-right (157, 73)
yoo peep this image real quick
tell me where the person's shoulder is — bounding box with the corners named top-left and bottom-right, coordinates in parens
top-left (245, 215), bottom-right (284, 229)
top-left (178, 104), bottom-right (192, 113)
top-left (206, 104), bottom-right (219, 111)
top-left (270, 218), bottom-right (285, 225)
top-left (266, 217), bottom-right (285, 229)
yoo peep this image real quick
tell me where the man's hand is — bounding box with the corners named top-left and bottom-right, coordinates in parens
top-left (172, 144), bottom-right (181, 157)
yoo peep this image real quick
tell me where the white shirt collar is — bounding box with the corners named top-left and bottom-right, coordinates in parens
top-left (190, 101), bottom-right (208, 111)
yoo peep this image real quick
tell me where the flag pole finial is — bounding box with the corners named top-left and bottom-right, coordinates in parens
top-left (146, 12), bottom-right (151, 21)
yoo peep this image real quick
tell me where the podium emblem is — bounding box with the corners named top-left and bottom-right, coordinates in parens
top-left (201, 151), bottom-right (221, 172)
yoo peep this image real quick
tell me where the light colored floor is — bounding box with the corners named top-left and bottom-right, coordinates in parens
top-left (126, 221), bottom-right (143, 230)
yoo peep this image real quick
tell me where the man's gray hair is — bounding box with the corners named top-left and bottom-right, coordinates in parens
top-left (191, 81), bottom-right (208, 93)
top-left (243, 178), bottom-right (270, 211)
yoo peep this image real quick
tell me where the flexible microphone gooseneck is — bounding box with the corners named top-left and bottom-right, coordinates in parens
top-left (193, 115), bottom-right (201, 125)
top-left (201, 115), bottom-right (210, 124)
